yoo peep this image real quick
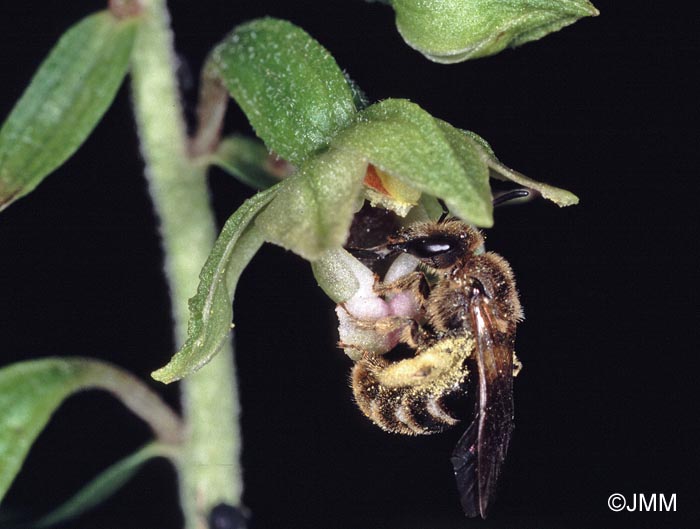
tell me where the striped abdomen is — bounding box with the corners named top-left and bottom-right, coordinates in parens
top-left (351, 334), bottom-right (474, 435)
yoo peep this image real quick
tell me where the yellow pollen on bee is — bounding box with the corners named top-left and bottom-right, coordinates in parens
top-left (375, 335), bottom-right (474, 391)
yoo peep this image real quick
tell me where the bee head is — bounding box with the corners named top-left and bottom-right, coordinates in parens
top-left (388, 219), bottom-right (483, 270)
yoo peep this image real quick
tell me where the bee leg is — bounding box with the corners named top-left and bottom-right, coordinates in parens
top-left (398, 316), bottom-right (435, 350)
top-left (375, 270), bottom-right (427, 295)
top-left (337, 340), bottom-right (368, 357)
top-left (338, 302), bottom-right (416, 335)
top-left (375, 271), bottom-right (431, 310)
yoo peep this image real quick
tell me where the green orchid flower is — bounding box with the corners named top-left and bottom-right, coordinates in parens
top-left (152, 17), bottom-right (578, 383)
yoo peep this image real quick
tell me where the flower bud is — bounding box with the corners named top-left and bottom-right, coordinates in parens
top-left (390, 0), bottom-right (599, 63)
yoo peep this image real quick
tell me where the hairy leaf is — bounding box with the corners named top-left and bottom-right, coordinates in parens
top-left (35, 443), bottom-right (169, 528)
top-left (209, 17), bottom-right (356, 164)
top-left (152, 187), bottom-right (279, 383)
top-left (0, 11), bottom-right (139, 211)
top-left (0, 360), bottom-right (86, 502)
top-left (0, 358), bottom-right (179, 502)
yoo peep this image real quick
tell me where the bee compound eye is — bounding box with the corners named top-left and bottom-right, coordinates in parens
top-left (405, 237), bottom-right (454, 258)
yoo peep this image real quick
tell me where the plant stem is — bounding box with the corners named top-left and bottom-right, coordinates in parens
top-left (82, 358), bottom-right (183, 445)
top-left (129, 1), bottom-right (242, 528)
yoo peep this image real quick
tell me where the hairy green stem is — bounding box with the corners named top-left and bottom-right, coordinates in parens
top-left (129, 1), bottom-right (242, 527)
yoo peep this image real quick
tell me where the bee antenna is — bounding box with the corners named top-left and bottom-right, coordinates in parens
top-left (346, 245), bottom-right (392, 260)
top-left (492, 188), bottom-right (540, 207)
top-left (437, 199), bottom-right (449, 222)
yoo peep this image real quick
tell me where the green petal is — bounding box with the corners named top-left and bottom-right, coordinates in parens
top-left (334, 99), bottom-right (493, 226)
top-left (209, 17), bottom-right (356, 164)
top-left (255, 147), bottom-right (367, 260)
top-left (0, 11), bottom-right (139, 211)
top-left (152, 187), bottom-right (278, 383)
top-left (390, 0), bottom-right (598, 63)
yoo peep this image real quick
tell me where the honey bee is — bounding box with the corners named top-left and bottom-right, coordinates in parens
top-left (345, 218), bottom-right (523, 518)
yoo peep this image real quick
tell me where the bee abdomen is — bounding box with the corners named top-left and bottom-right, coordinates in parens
top-left (351, 334), bottom-right (474, 435)
top-left (352, 363), bottom-right (461, 434)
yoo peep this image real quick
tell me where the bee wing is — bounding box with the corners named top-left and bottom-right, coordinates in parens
top-left (451, 288), bottom-right (515, 518)
top-left (450, 418), bottom-right (480, 517)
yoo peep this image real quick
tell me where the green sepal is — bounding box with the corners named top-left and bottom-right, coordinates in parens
top-left (152, 187), bottom-right (278, 383)
top-left (334, 99), bottom-right (493, 226)
top-left (255, 147), bottom-right (367, 261)
top-left (34, 443), bottom-right (170, 528)
top-left (0, 11), bottom-right (139, 211)
top-left (211, 134), bottom-right (283, 190)
top-left (389, 0), bottom-right (598, 63)
top-left (208, 17), bottom-right (356, 165)
top-left (465, 129), bottom-right (580, 206)
top-left (488, 157), bottom-right (579, 206)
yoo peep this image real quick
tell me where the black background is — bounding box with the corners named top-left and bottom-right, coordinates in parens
top-left (0, 1), bottom-right (697, 528)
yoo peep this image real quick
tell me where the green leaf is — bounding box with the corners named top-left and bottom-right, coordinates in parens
top-left (152, 187), bottom-right (279, 383)
top-left (211, 135), bottom-right (283, 190)
top-left (334, 99), bottom-right (493, 226)
top-left (35, 443), bottom-right (169, 528)
top-left (390, 0), bottom-right (598, 63)
top-left (0, 358), bottom-right (180, 502)
top-left (0, 360), bottom-right (87, 502)
top-left (255, 147), bottom-right (367, 260)
top-left (209, 17), bottom-right (356, 164)
top-left (0, 11), bottom-right (139, 211)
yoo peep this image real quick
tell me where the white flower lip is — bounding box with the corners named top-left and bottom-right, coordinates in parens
top-left (336, 252), bottom-right (421, 360)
